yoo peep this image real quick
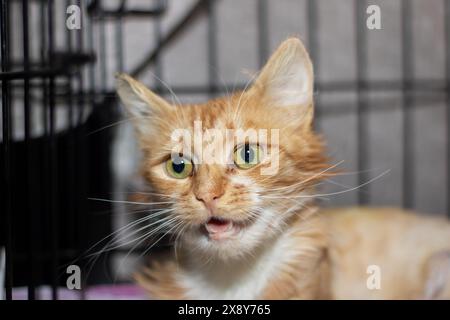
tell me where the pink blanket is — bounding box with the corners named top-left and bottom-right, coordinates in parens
top-left (12, 284), bottom-right (148, 300)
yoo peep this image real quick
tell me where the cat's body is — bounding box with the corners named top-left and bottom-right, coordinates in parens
top-left (325, 207), bottom-right (450, 299)
top-left (135, 207), bottom-right (450, 299)
top-left (116, 38), bottom-right (450, 300)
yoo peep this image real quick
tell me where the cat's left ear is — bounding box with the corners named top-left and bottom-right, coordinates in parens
top-left (115, 73), bottom-right (172, 135)
top-left (249, 38), bottom-right (314, 124)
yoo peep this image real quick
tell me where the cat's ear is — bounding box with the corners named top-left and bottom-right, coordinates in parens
top-left (250, 38), bottom-right (314, 122)
top-left (115, 73), bottom-right (171, 134)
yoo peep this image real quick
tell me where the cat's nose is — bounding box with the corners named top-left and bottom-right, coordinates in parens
top-left (195, 192), bottom-right (224, 214)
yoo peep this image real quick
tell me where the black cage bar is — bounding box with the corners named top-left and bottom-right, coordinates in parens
top-left (1, 0), bottom-right (450, 300)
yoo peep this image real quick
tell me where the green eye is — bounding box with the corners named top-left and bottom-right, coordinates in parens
top-left (165, 155), bottom-right (193, 179)
top-left (234, 144), bottom-right (262, 169)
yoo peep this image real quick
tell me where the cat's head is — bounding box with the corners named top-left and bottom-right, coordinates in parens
top-left (116, 38), bottom-right (328, 260)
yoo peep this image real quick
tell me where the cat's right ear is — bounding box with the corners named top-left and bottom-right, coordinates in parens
top-left (115, 73), bottom-right (171, 134)
top-left (247, 38), bottom-right (314, 128)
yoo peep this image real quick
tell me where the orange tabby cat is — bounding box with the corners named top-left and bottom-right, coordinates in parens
top-left (116, 38), bottom-right (450, 299)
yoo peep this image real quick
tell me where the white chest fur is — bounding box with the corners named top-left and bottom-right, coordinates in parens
top-left (178, 232), bottom-right (296, 300)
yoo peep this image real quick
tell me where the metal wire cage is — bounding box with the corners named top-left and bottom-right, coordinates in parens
top-left (1, 0), bottom-right (450, 300)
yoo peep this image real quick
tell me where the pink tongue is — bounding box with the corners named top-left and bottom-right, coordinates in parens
top-left (205, 218), bottom-right (232, 233)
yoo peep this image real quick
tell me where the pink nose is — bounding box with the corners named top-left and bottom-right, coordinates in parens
top-left (195, 192), bottom-right (223, 214)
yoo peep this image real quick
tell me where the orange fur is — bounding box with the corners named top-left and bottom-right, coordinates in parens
top-left (324, 207), bottom-right (450, 299)
top-left (116, 38), bottom-right (450, 300)
top-left (134, 259), bottom-right (186, 300)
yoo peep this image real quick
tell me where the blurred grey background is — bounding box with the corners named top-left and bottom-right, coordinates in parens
top-left (8, 0), bottom-right (448, 215)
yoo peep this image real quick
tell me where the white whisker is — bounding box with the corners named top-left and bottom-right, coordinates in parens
top-left (263, 169), bottom-right (390, 199)
top-left (88, 197), bottom-right (175, 206)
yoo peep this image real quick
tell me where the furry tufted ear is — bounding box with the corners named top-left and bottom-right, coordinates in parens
top-left (250, 38), bottom-right (314, 122)
top-left (115, 73), bottom-right (172, 134)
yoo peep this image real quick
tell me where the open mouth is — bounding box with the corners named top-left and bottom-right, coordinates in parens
top-left (203, 216), bottom-right (241, 241)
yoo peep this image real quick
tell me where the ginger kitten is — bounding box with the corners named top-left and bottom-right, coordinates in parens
top-left (116, 38), bottom-right (450, 299)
